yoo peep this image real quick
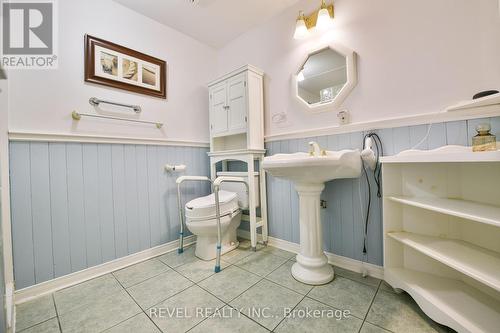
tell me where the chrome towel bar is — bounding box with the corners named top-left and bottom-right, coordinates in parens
top-left (89, 97), bottom-right (142, 113)
top-left (72, 111), bottom-right (163, 129)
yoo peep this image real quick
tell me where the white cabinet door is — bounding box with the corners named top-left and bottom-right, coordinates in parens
top-left (209, 82), bottom-right (228, 135)
top-left (227, 74), bottom-right (247, 132)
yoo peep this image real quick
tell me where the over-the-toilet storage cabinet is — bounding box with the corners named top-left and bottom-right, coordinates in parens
top-left (210, 73), bottom-right (247, 136)
top-left (207, 65), bottom-right (268, 250)
top-left (208, 65), bottom-right (264, 151)
top-left (381, 147), bottom-right (500, 333)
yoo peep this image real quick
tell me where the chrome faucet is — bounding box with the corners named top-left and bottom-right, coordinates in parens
top-left (309, 141), bottom-right (321, 156)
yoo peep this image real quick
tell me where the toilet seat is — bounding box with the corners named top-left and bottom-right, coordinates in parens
top-left (184, 190), bottom-right (242, 260)
top-left (185, 190), bottom-right (240, 221)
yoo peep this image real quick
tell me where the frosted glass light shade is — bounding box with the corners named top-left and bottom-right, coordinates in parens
top-left (316, 8), bottom-right (332, 30)
top-left (294, 18), bottom-right (308, 39)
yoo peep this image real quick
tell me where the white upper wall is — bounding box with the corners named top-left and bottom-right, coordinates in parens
top-left (8, 0), bottom-right (217, 143)
top-left (7, 0), bottom-right (500, 142)
top-left (217, 0), bottom-right (500, 138)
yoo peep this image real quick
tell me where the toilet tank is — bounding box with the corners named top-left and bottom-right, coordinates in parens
top-left (216, 171), bottom-right (260, 209)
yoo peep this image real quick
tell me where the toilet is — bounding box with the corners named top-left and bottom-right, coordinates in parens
top-left (184, 172), bottom-right (259, 261)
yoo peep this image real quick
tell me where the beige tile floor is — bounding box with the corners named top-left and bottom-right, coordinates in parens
top-left (15, 240), bottom-right (456, 333)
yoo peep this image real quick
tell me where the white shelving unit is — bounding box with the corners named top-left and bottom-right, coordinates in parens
top-left (381, 146), bottom-right (500, 333)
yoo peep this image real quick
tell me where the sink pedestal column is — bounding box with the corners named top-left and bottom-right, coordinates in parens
top-left (291, 183), bottom-right (334, 285)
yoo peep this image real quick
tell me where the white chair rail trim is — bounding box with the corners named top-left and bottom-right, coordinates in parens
top-left (8, 131), bottom-right (210, 147)
top-left (265, 105), bottom-right (500, 142)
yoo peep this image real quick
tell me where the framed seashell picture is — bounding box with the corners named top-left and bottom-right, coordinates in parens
top-left (84, 34), bottom-right (167, 99)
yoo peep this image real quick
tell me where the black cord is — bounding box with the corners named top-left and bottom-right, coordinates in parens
top-left (361, 133), bottom-right (383, 255)
top-left (362, 164), bottom-right (371, 254)
top-left (371, 134), bottom-right (383, 198)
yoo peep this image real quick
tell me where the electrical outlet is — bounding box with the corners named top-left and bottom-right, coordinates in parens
top-left (271, 112), bottom-right (287, 124)
top-left (337, 110), bottom-right (350, 125)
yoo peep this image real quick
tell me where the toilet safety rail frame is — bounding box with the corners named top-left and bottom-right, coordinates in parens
top-left (213, 176), bottom-right (249, 273)
top-left (176, 176), bottom-right (213, 254)
top-left (175, 175), bottom-right (249, 273)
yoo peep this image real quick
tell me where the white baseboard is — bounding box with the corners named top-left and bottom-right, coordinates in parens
top-left (14, 235), bottom-right (196, 304)
top-left (5, 282), bottom-right (14, 331)
top-left (237, 230), bottom-right (384, 280)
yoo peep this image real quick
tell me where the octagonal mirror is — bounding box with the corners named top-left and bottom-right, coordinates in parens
top-left (295, 44), bottom-right (357, 111)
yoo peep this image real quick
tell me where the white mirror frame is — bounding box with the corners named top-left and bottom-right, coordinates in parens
top-left (293, 43), bottom-right (357, 113)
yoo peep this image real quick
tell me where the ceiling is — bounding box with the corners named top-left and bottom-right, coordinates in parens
top-left (114, 0), bottom-right (301, 48)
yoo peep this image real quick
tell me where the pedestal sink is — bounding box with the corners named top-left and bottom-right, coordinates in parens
top-left (262, 143), bottom-right (361, 285)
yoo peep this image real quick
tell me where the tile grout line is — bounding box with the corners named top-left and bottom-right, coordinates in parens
top-left (170, 260), bottom-right (246, 332)
top-left (16, 316), bottom-right (59, 333)
top-left (226, 303), bottom-right (273, 332)
top-left (270, 284), bottom-right (312, 332)
top-left (195, 269), bottom-right (262, 304)
top-left (111, 257), bottom-right (172, 289)
top-left (193, 271), bottom-right (270, 332)
top-left (231, 251), bottom-right (291, 279)
top-left (262, 276), bottom-right (311, 297)
top-left (303, 293), bottom-right (368, 321)
top-left (110, 271), bottom-right (166, 333)
top-left (16, 294), bottom-right (60, 333)
top-left (172, 259), bottom-right (233, 284)
top-left (227, 253), bottom-right (305, 332)
top-left (193, 272), bottom-right (269, 331)
top-left (357, 280), bottom-right (382, 333)
top-left (186, 248), bottom-right (295, 332)
top-left (52, 294), bottom-right (63, 333)
top-left (99, 312), bottom-right (143, 333)
top-left (136, 255), bottom-right (235, 331)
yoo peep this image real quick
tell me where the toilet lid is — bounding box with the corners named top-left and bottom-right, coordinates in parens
top-left (185, 191), bottom-right (239, 221)
top-left (186, 190), bottom-right (237, 209)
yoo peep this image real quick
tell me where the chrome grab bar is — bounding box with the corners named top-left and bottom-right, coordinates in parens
top-left (72, 111), bottom-right (163, 129)
top-left (89, 97), bottom-right (142, 113)
top-left (176, 176), bottom-right (213, 254)
top-left (213, 176), bottom-right (248, 273)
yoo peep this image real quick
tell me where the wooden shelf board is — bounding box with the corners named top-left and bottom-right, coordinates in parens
top-left (388, 196), bottom-right (500, 228)
top-left (388, 232), bottom-right (500, 292)
top-left (385, 268), bottom-right (500, 333)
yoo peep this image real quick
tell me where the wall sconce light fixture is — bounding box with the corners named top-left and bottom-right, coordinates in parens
top-left (293, 11), bottom-right (308, 39)
top-left (293, 0), bottom-right (334, 39)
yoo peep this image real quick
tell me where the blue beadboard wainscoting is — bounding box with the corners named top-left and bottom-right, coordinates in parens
top-left (8, 116), bottom-right (500, 289)
top-left (263, 116), bottom-right (500, 267)
top-left (9, 142), bottom-right (210, 289)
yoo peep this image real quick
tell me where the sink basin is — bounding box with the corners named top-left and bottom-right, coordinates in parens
top-left (262, 147), bottom-right (361, 285)
top-left (261, 150), bottom-right (361, 184)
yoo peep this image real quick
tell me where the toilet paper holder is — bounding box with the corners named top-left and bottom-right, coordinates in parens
top-left (165, 164), bottom-right (187, 172)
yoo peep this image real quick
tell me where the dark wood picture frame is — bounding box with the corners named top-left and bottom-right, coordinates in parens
top-left (84, 34), bottom-right (167, 99)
